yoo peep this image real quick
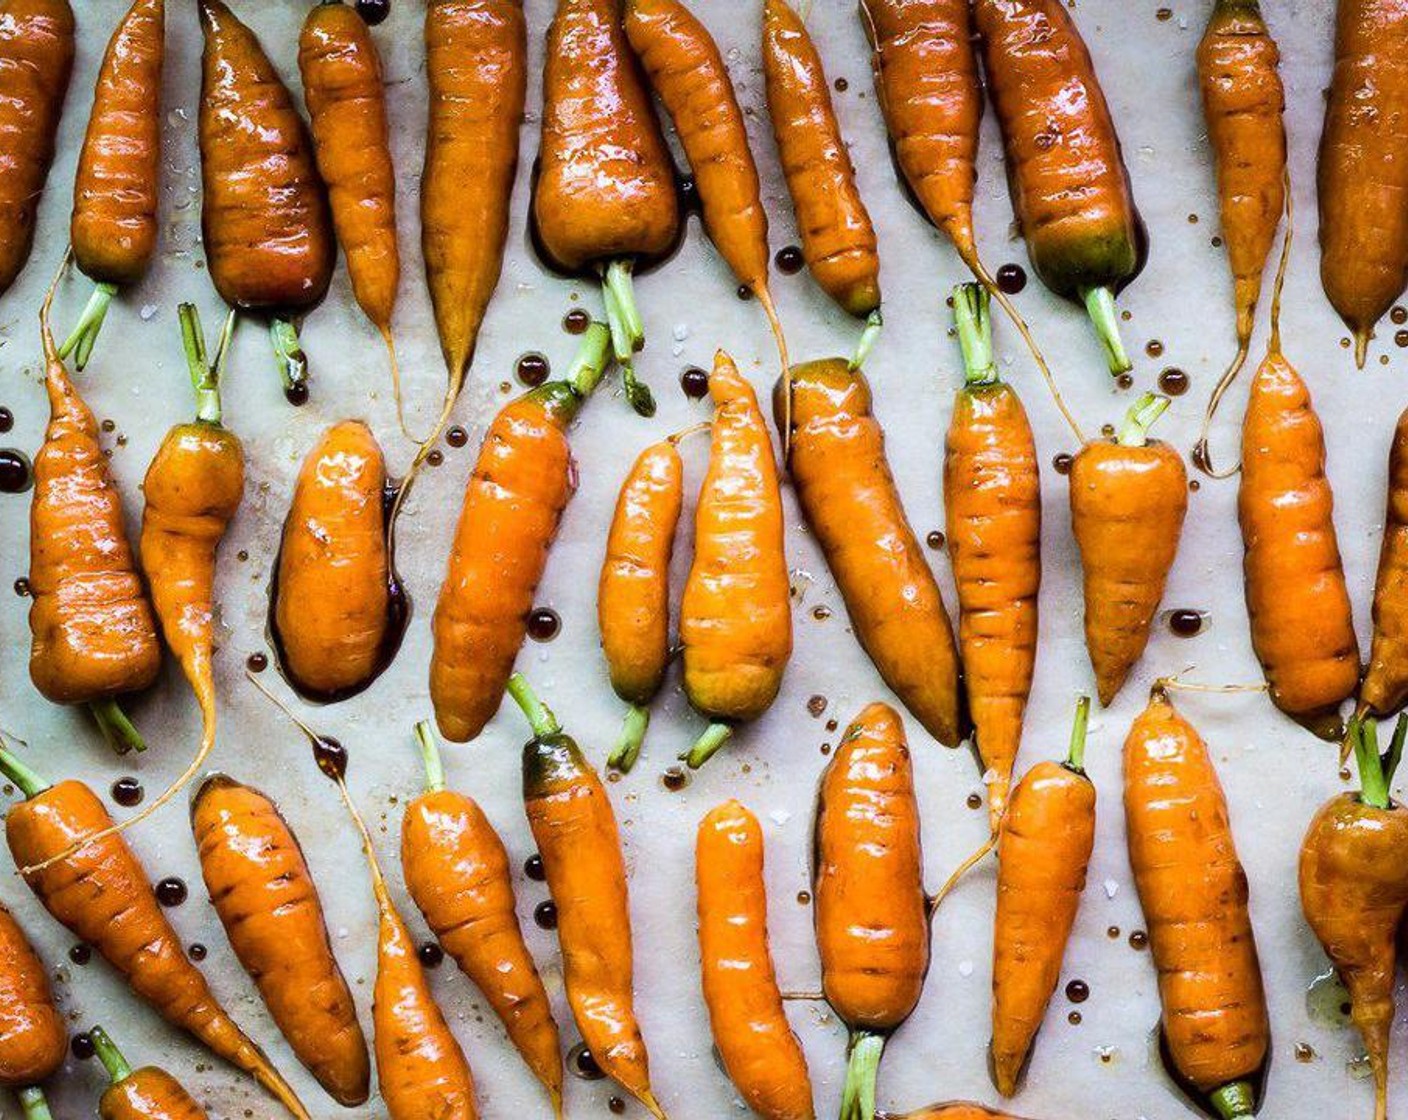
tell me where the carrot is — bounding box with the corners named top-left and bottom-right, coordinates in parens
top-left (878, 1106), bottom-right (1036, 1120)
top-left (990, 697), bottom-right (1095, 1098)
top-left (1363, 407), bottom-right (1408, 718)
top-left (815, 702), bottom-right (928, 1120)
top-left (0, 748), bottom-right (310, 1119)
top-left (697, 800), bottom-right (814, 1120)
top-left (1069, 393), bottom-right (1187, 706)
top-left (598, 436), bottom-right (686, 771)
top-left (507, 674), bottom-right (667, 1120)
top-left (298, 0), bottom-right (405, 431)
top-left (60, 0), bottom-right (162, 369)
top-left (401, 721), bottom-right (564, 1116)
top-left (198, 0), bottom-right (333, 402)
top-left (1319, 0), bottom-right (1408, 368)
top-left (781, 356), bottom-right (960, 746)
top-left (191, 773), bottom-right (369, 1107)
top-left (30, 264), bottom-right (160, 756)
top-left (945, 284), bottom-right (1040, 829)
top-left (430, 323), bottom-right (612, 743)
top-left (1192, 0), bottom-right (1286, 473)
top-left (679, 351), bottom-right (792, 768)
top-left (0, 0), bottom-right (73, 299)
top-left (973, 0), bottom-right (1144, 375)
top-left (1123, 687), bottom-right (1269, 1120)
top-left (0, 903), bottom-right (66, 1093)
top-left (90, 1026), bottom-right (209, 1120)
top-left (535, 0), bottom-right (678, 415)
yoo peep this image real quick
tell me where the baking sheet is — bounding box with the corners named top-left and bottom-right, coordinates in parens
top-left (0, 0), bottom-right (1389, 1117)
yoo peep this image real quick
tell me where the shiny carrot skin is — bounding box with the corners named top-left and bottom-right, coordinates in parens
top-left (92, 1027), bottom-right (209, 1120)
top-left (1364, 407), bottom-right (1408, 716)
top-left (0, 904), bottom-right (65, 1090)
top-left (402, 723), bottom-right (563, 1115)
top-left (0, 0), bottom-right (73, 298)
top-left (192, 774), bottom-right (369, 1107)
top-left (1123, 690), bottom-right (1269, 1120)
top-left (697, 800), bottom-right (814, 1120)
top-left (781, 357), bottom-right (960, 746)
top-left (1238, 346), bottom-right (1359, 739)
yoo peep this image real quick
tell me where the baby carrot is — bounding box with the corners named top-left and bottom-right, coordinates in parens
top-left (192, 774), bottom-right (369, 1107)
top-left (1124, 687), bottom-right (1269, 1120)
top-left (781, 356), bottom-right (960, 746)
top-left (1363, 407), bottom-right (1408, 718)
top-left (680, 351), bottom-right (792, 767)
top-left (945, 284), bottom-right (1041, 828)
top-left (401, 721), bottom-right (563, 1116)
top-left (0, 903), bottom-right (66, 1093)
top-left (62, 0), bottom-right (163, 368)
top-left (91, 1026), bottom-right (208, 1120)
top-left (816, 702), bottom-right (928, 1120)
top-left (430, 324), bottom-right (612, 743)
top-left (990, 698), bottom-right (1095, 1097)
top-left (697, 800), bottom-right (814, 1120)
top-left (0, 0), bottom-right (73, 299)
top-left (1069, 394), bottom-right (1187, 706)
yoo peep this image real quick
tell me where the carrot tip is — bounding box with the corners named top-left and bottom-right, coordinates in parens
top-left (680, 722), bottom-right (732, 769)
top-left (607, 705), bottom-right (650, 772)
top-left (1080, 286), bottom-right (1131, 375)
top-left (1354, 331), bottom-right (1370, 370)
top-left (89, 699), bottom-right (146, 755)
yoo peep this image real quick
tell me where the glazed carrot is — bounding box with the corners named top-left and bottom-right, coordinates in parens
top-left (91, 1026), bottom-right (209, 1120)
top-left (878, 1106), bottom-right (1036, 1120)
top-left (815, 702), bottom-right (928, 1120)
top-left (1363, 407), bottom-right (1408, 717)
top-left (1124, 688), bottom-right (1269, 1120)
top-left (61, 0), bottom-right (163, 368)
top-left (431, 324), bottom-right (612, 742)
top-left (781, 356), bottom-right (960, 746)
top-left (198, 0), bottom-right (333, 400)
top-left (30, 266), bottom-right (160, 756)
top-left (508, 675), bottom-right (667, 1119)
top-left (598, 436), bottom-right (685, 771)
top-left (680, 351), bottom-right (792, 767)
top-left (192, 774), bottom-right (369, 1107)
top-left (0, 903), bottom-right (65, 1092)
top-left (273, 420), bottom-right (401, 702)
top-left (945, 284), bottom-right (1040, 828)
top-left (299, 0), bottom-right (404, 428)
top-left (1300, 717), bottom-right (1408, 1120)
top-left (0, 748), bottom-right (310, 1119)
top-left (0, 0), bottom-right (73, 299)
top-left (990, 698), bottom-right (1095, 1098)
top-left (973, 0), bottom-right (1144, 374)
top-left (1069, 394), bottom-right (1187, 706)
top-left (1319, 0), bottom-right (1408, 367)
top-left (535, 0), bottom-right (678, 414)
top-left (401, 721), bottom-right (563, 1116)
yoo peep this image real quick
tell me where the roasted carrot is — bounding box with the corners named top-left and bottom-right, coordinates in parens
top-left (1124, 687), bottom-right (1269, 1120)
top-left (1363, 407), bottom-right (1408, 718)
top-left (973, 0), bottom-right (1144, 375)
top-left (990, 697), bottom-right (1095, 1098)
top-left (198, 0), bottom-right (333, 401)
top-left (402, 721), bottom-right (563, 1116)
top-left (0, 903), bottom-right (66, 1093)
top-left (192, 774), bottom-right (369, 1107)
top-left (598, 436), bottom-right (685, 771)
top-left (780, 356), bottom-right (960, 746)
top-left (878, 1106), bottom-right (1036, 1120)
top-left (0, 748), bottom-right (310, 1119)
top-left (30, 264), bottom-right (159, 756)
top-left (0, 0), bottom-right (73, 299)
top-left (1069, 393), bottom-right (1187, 706)
top-left (816, 702), bottom-right (928, 1120)
top-left (431, 323), bottom-right (612, 742)
top-left (1319, 0), bottom-right (1408, 367)
top-left (679, 351), bottom-right (792, 767)
top-left (61, 0), bottom-right (163, 368)
top-left (945, 284), bottom-right (1040, 828)
top-left (697, 800), bottom-right (814, 1120)
top-left (91, 1026), bottom-right (208, 1120)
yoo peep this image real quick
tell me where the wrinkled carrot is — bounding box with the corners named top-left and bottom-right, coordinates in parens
top-left (508, 674), bottom-right (667, 1120)
top-left (1363, 408), bottom-right (1408, 719)
top-left (1124, 687), bottom-right (1269, 1120)
top-left (402, 721), bottom-right (563, 1116)
top-left (431, 323), bottom-right (612, 742)
top-left (62, 0), bottom-right (163, 369)
top-left (781, 356), bottom-right (960, 746)
top-left (697, 800), bottom-right (814, 1120)
top-left (0, 903), bottom-right (66, 1092)
top-left (0, 748), bottom-right (310, 1119)
top-left (192, 774), bottom-right (369, 1107)
top-left (990, 697), bottom-right (1095, 1097)
top-left (1069, 393), bottom-right (1187, 706)
top-left (91, 1026), bottom-right (209, 1120)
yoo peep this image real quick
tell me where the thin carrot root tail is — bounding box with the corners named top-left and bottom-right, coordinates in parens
top-left (244, 1043), bottom-right (313, 1120)
top-left (680, 722), bottom-right (733, 770)
top-left (1193, 341), bottom-right (1250, 479)
top-left (89, 699), bottom-right (146, 755)
top-left (1355, 330), bottom-right (1370, 370)
top-left (607, 705), bottom-right (650, 773)
top-left (850, 308), bottom-right (883, 372)
top-left (1208, 1080), bottom-right (1256, 1120)
top-left (382, 327), bottom-right (422, 444)
top-left (57, 281), bottom-right (119, 370)
top-left (602, 258), bottom-right (655, 417)
top-left (839, 1032), bottom-right (885, 1120)
top-left (270, 316), bottom-right (308, 403)
top-left (1080, 285), bottom-right (1132, 376)
top-left (637, 1090), bottom-right (669, 1120)
top-left (757, 286), bottom-right (792, 458)
top-left (928, 830), bottom-right (997, 917)
top-left (549, 1088), bottom-right (565, 1120)
top-left (389, 364), bottom-right (465, 533)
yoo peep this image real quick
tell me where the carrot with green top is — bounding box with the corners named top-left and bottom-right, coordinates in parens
top-left (91, 1026), bottom-right (209, 1120)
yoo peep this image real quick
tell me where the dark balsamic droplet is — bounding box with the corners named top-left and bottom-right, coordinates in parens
top-left (155, 877), bottom-right (187, 907)
top-left (68, 943), bottom-right (91, 966)
top-left (995, 263), bottom-right (1027, 294)
top-left (188, 943), bottom-right (207, 962)
top-left (1115, 372), bottom-right (1134, 390)
top-left (534, 900), bottom-right (558, 930)
top-left (926, 530), bottom-right (945, 550)
top-left (0, 448), bottom-right (33, 493)
top-left (446, 426), bottom-right (468, 448)
top-left (1068, 1011), bottom-right (1082, 1025)
top-left (13, 577), bottom-right (29, 597)
top-left (807, 695), bottom-right (827, 717)
top-left (355, 0), bottom-right (391, 25)
top-left (246, 652), bottom-right (268, 674)
top-left (111, 777), bottom-right (143, 807)
top-left (1145, 339), bottom-right (1164, 358)
top-left (1053, 453), bottom-right (1073, 475)
top-left (418, 942), bottom-right (444, 968)
top-left (425, 449), bottom-right (445, 468)
top-left (1394, 306), bottom-right (1408, 325)
top-left (1129, 929), bottom-right (1149, 950)
top-left (1396, 329), bottom-right (1408, 348)
top-left (101, 419), bottom-right (116, 433)
top-left (796, 890), bottom-right (811, 905)
top-left (314, 735), bottom-right (348, 781)
top-left (833, 76), bottom-right (849, 92)
top-left (1157, 367), bottom-right (1189, 396)
top-left (285, 383), bottom-right (310, 407)
top-left (775, 245), bottom-right (804, 275)
top-left (516, 352), bottom-right (550, 387)
top-left (1156, 6), bottom-right (1173, 19)
top-left (1065, 979), bottom-right (1090, 1003)
top-left (527, 607), bottom-right (560, 642)
top-left (825, 718), bottom-right (838, 732)
top-left (1188, 479), bottom-right (1201, 492)
top-left (1166, 609), bottom-right (1209, 638)
top-left (524, 854), bottom-right (546, 881)
top-left (736, 284), bottom-right (753, 301)
top-left (568, 1043), bottom-right (606, 1081)
top-left (966, 793), bottom-right (983, 810)
top-left (661, 766), bottom-right (688, 792)
top-left (71, 1033), bottom-right (96, 1061)
top-left (681, 366), bottom-right (710, 399)
top-left (811, 605), bottom-right (831, 621)
top-left (562, 307), bottom-right (592, 335)
top-left (0, 407), bottom-right (13, 433)
top-left (1107, 925), bottom-right (1121, 940)
top-left (609, 1097), bottom-right (627, 1115)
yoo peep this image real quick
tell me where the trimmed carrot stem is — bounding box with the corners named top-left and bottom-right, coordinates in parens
top-left (839, 1031), bottom-right (884, 1120)
top-left (415, 720), bottom-right (447, 794)
top-left (608, 705), bottom-right (650, 773)
top-left (19, 1088), bottom-right (53, 1120)
top-left (1066, 694), bottom-right (1092, 773)
top-left (1209, 1080), bottom-right (1256, 1120)
top-left (270, 316), bottom-right (308, 398)
top-left (0, 741), bottom-right (50, 799)
top-left (506, 673), bottom-right (562, 739)
top-left (682, 722), bottom-right (733, 770)
top-left (58, 282), bottom-right (118, 370)
top-left (953, 283), bottom-right (997, 385)
top-left (1117, 392), bottom-right (1171, 448)
top-left (89, 1025), bottom-right (134, 1085)
top-left (849, 309), bottom-right (883, 372)
top-left (90, 699), bottom-right (146, 755)
top-left (1081, 285), bottom-right (1132, 375)
top-left (566, 322), bottom-right (614, 400)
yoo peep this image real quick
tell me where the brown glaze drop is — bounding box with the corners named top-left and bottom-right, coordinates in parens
top-left (355, 0), bottom-right (391, 25)
top-left (1156, 6), bottom-right (1172, 19)
top-left (1394, 306), bottom-right (1408, 325)
top-left (313, 735), bottom-right (348, 781)
top-left (811, 605), bottom-right (831, 621)
top-left (563, 307), bottom-right (592, 335)
top-left (995, 263), bottom-right (1027, 294)
top-left (111, 777), bottom-right (143, 807)
top-left (1068, 1011), bottom-right (1082, 1025)
top-left (534, 900), bottom-right (558, 929)
top-left (775, 246), bottom-right (804, 275)
top-left (609, 1099), bottom-right (627, 1115)
top-left (1294, 1042), bottom-right (1316, 1063)
top-left (1188, 479), bottom-right (1201, 492)
top-left (71, 1034), bottom-right (96, 1061)
top-left (0, 449), bottom-right (33, 494)
top-left (101, 418), bottom-right (116, 434)
top-left (68, 943), bottom-right (91, 965)
top-left (1145, 340), bottom-right (1165, 358)
top-left (661, 766), bottom-right (688, 792)
top-left (807, 695), bottom-right (827, 717)
top-left (1129, 929), bottom-right (1149, 950)
top-left (1065, 979), bottom-right (1090, 1003)
top-left (516, 352), bottom-right (550, 387)
top-left (1157, 368), bottom-right (1189, 396)
top-left (825, 718), bottom-right (838, 732)
top-left (833, 76), bottom-right (849, 92)
top-left (524, 853), bottom-right (546, 881)
top-left (526, 607), bottom-right (561, 642)
top-left (446, 426), bottom-right (468, 448)
top-left (1100, 423), bottom-right (1116, 439)
top-left (966, 792), bottom-right (983, 810)
top-left (0, 407), bottom-right (13, 433)
top-left (681, 366), bottom-right (710, 398)
top-left (417, 942), bottom-right (444, 969)
top-left (926, 530), bottom-right (945, 550)
top-left (568, 1043), bottom-right (605, 1081)
top-left (1396, 330), bottom-right (1408, 348)
top-left (1107, 925), bottom-right (1120, 939)
top-left (246, 652), bottom-right (268, 674)
top-left (796, 890), bottom-right (811, 905)
top-left (285, 383), bottom-right (310, 407)
top-left (425, 449), bottom-right (445, 468)
top-left (1053, 453), bottom-right (1074, 475)
top-left (155, 877), bottom-right (187, 907)
top-left (188, 943), bottom-right (207, 962)
top-left (1115, 373), bottom-right (1134, 390)
top-left (1164, 608), bottom-right (1209, 638)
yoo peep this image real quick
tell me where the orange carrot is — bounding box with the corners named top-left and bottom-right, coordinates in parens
top-left (1362, 407), bottom-right (1408, 718)
top-left (91, 1026), bottom-right (209, 1120)
top-left (0, 903), bottom-right (66, 1092)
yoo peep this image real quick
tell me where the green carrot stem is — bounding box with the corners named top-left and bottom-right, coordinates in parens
top-left (1385, 714), bottom-right (1407, 788)
top-left (506, 673), bottom-right (562, 740)
top-left (270, 316), bottom-right (308, 398)
top-left (89, 1026), bottom-right (133, 1085)
top-left (604, 258), bottom-right (644, 352)
top-left (952, 283), bottom-right (997, 386)
top-left (849, 308), bottom-right (883, 372)
top-left (1065, 695), bottom-right (1091, 773)
top-left (607, 705), bottom-right (650, 773)
top-left (839, 1031), bottom-right (885, 1120)
top-left (1357, 719), bottom-right (1393, 810)
top-left (1208, 1079), bottom-right (1256, 1120)
top-left (90, 699), bottom-right (146, 755)
top-left (178, 303), bottom-right (224, 425)
top-left (1117, 392), bottom-right (1171, 447)
top-left (415, 720), bottom-right (446, 793)
top-left (1080, 285), bottom-right (1132, 375)
top-left (57, 282), bottom-right (118, 370)
top-left (566, 321), bottom-right (613, 399)
top-left (681, 722), bottom-right (733, 770)
top-left (18, 1088), bottom-right (53, 1120)
top-left (0, 742), bottom-right (50, 799)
